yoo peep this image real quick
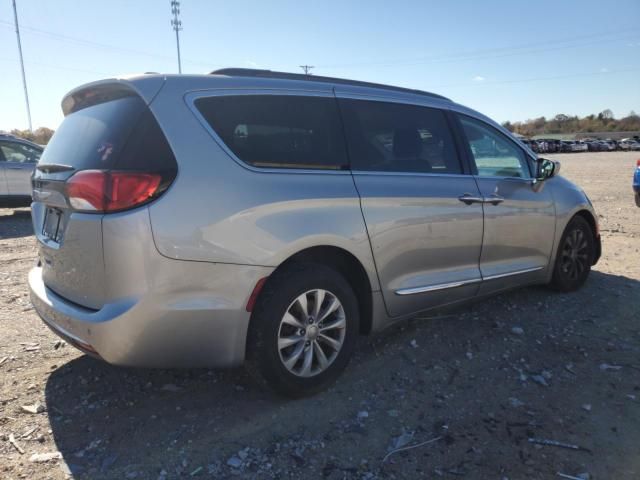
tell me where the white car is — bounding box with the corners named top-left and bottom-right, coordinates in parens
top-left (619, 138), bottom-right (640, 151)
top-left (0, 134), bottom-right (42, 207)
top-left (571, 141), bottom-right (588, 152)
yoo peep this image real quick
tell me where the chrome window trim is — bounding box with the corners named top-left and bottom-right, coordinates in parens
top-left (185, 89), bottom-right (351, 176)
top-left (334, 89), bottom-right (452, 110)
top-left (394, 266), bottom-right (544, 296)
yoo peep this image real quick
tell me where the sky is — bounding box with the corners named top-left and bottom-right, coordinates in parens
top-left (1, 0), bottom-right (639, 131)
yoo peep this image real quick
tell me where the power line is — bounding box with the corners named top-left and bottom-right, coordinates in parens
top-left (170, 0), bottom-right (182, 73)
top-left (11, 0), bottom-right (32, 132)
top-left (0, 19), bottom-right (214, 68)
top-left (0, 56), bottom-right (110, 75)
top-left (429, 67), bottom-right (640, 90)
top-left (317, 27), bottom-right (640, 69)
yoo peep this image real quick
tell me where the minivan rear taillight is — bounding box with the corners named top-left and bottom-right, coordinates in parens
top-left (66, 170), bottom-right (164, 213)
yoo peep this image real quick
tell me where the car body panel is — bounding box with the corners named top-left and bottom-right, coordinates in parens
top-left (473, 177), bottom-right (555, 294)
top-left (28, 72), bottom-right (601, 368)
top-left (633, 160), bottom-right (640, 206)
top-left (146, 86), bottom-right (381, 293)
top-left (544, 174), bottom-right (600, 279)
top-left (351, 172), bottom-right (484, 318)
top-left (30, 206), bottom-right (273, 367)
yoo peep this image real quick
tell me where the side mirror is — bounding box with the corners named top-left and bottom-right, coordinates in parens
top-left (536, 158), bottom-right (559, 181)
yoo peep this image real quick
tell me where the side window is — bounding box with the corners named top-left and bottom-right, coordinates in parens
top-left (458, 115), bottom-right (530, 178)
top-left (0, 142), bottom-right (42, 164)
top-left (194, 95), bottom-right (348, 170)
top-left (338, 99), bottom-right (462, 174)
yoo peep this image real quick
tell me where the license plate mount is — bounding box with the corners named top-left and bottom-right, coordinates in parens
top-left (42, 208), bottom-right (63, 243)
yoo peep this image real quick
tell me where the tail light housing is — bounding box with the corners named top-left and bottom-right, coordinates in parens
top-left (66, 170), bottom-right (168, 213)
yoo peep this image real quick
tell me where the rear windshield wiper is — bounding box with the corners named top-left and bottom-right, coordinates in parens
top-left (36, 163), bottom-right (75, 173)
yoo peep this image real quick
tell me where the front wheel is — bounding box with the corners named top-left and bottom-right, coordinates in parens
top-left (245, 263), bottom-right (359, 397)
top-left (550, 216), bottom-right (595, 292)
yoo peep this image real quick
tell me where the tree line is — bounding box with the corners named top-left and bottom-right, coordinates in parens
top-left (4, 127), bottom-right (55, 145)
top-left (502, 110), bottom-right (640, 137)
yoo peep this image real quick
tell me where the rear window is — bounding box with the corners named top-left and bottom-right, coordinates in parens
top-left (194, 95), bottom-right (348, 170)
top-left (40, 95), bottom-right (176, 174)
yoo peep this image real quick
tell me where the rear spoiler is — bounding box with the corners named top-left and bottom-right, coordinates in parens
top-left (61, 75), bottom-right (166, 116)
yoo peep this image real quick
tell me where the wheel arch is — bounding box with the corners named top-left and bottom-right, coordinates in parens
top-left (573, 209), bottom-right (601, 265)
top-left (256, 245), bottom-right (374, 335)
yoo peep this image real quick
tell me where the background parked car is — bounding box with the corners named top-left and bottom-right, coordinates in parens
top-left (634, 159), bottom-right (640, 207)
top-left (620, 138), bottom-right (640, 151)
top-left (0, 133), bottom-right (43, 207)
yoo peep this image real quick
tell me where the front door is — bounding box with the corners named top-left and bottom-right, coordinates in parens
top-left (337, 95), bottom-right (484, 318)
top-left (456, 114), bottom-right (555, 294)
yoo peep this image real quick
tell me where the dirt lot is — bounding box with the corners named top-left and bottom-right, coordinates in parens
top-left (1, 151), bottom-right (639, 480)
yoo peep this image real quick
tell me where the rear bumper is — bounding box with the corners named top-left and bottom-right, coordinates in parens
top-left (29, 262), bottom-right (273, 368)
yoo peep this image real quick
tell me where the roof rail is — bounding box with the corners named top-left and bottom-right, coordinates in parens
top-left (210, 68), bottom-right (450, 101)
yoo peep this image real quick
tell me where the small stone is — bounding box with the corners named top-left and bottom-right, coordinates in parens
top-left (508, 397), bottom-right (525, 408)
top-left (582, 403), bottom-right (592, 412)
top-left (227, 456), bottom-right (243, 469)
top-left (161, 384), bottom-right (181, 392)
top-left (21, 402), bottom-right (46, 414)
top-left (357, 411), bottom-right (369, 419)
top-left (465, 351), bottom-right (473, 360)
top-left (29, 452), bottom-right (62, 463)
top-left (531, 375), bottom-right (548, 387)
top-left (600, 363), bottom-right (622, 371)
top-left (410, 339), bottom-right (418, 348)
top-left (387, 409), bottom-right (399, 417)
top-left (511, 327), bottom-right (524, 335)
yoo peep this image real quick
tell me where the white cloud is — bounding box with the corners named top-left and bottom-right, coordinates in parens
top-left (600, 67), bottom-right (609, 73)
top-left (473, 75), bottom-right (485, 82)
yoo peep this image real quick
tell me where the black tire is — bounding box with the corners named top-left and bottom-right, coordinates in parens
top-left (245, 263), bottom-right (359, 398)
top-left (635, 192), bottom-right (640, 208)
top-left (550, 216), bottom-right (595, 292)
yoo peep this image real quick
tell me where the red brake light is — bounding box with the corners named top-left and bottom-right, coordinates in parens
top-left (66, 170), bottom-right (162, 213)
top-left (636, 159), bottom-right (640, 167)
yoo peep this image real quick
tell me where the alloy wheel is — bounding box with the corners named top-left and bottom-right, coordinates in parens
top-left (277, 289), bottom-right (346, 377)
top-left (560, 227), bottom-right (589, 281)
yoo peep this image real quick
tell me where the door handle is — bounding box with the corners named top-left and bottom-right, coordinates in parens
top-left (484, 194), bottom-right (505, 205)
top-left (458, 193), bottom-right (485, 205)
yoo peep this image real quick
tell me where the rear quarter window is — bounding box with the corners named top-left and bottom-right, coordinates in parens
top-left (194, 95), bottom-right (348, 170)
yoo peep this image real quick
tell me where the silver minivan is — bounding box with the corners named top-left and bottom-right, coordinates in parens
top-left (29, 69), bottom-right (601, 396)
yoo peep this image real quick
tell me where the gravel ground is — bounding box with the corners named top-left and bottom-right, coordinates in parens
top-left (1, 151), bottom-right (639, 480)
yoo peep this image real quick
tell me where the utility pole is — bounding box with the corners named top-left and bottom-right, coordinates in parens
top-left (170, 0), bottom-right (182, 73)
top-left (12, 0), bottom-right (32, 132)
top-left (299, 65), bottom-right (314, 75)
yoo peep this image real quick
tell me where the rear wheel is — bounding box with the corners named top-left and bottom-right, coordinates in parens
top-left (550, 216), bottom-right (595, 292)
top-left (245, 263), bottom-right (359, 397)
top-left (635, 192), bottom-right (640, 208)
